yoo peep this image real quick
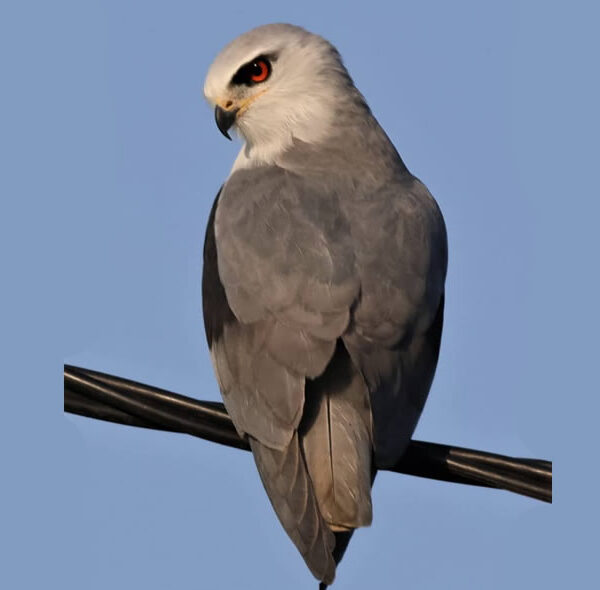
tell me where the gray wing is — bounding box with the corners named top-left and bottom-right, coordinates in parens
top-left (203, 170), bottom-right (368, 585)
top-left (341, 175), bottom-right (447, 466)
top-left (212, 168), bottom-right (362, 447)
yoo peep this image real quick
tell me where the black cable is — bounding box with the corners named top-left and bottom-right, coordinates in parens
top-left (65, 366), bottom-right (248, 451)
top-left (64, 365), bottom-right (552, 503)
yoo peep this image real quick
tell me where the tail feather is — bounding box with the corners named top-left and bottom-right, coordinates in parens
top-left (249, 342), bottom-right (373, 586)
top-left (249, 434), bottom-right (337, 585)
top-left (301, 341), bottom-right (373, 530)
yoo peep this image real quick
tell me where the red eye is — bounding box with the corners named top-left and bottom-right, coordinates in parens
top-left (231, 56), bottom-right (272, 86)
top-left (250, 59), bottom-right (270, 83)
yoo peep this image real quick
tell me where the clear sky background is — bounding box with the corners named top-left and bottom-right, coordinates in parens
top-left (2, 1), bottom-right (598, 588)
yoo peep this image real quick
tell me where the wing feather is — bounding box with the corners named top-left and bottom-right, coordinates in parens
top-left (249, 434), bottom-right (337, 585)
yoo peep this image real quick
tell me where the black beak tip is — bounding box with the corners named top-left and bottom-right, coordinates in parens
top-left (214, 105), bottom-right (237, 141)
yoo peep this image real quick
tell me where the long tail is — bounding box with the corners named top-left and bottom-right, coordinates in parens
top-left (249, 342), bottom-right (373, 586)
top-left (301, 340), bottom-right (373, 530)
top-left (249, 434), bottom-right (337, 585)
top-left (303, 340), bottom-right (374, 590)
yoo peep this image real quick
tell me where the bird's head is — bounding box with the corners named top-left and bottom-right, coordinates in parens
top-left (204, 24), bottom-right (360, 167)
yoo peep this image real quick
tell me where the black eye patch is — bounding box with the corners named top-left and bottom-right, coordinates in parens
top-left (230, 55), bottom-right (273, 86)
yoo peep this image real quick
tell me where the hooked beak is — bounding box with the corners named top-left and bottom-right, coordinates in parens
top-left (214, 105), bottom-right (239, 140)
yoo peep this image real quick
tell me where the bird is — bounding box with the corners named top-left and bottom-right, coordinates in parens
top-left (202, 23), bottom-right (447, 587)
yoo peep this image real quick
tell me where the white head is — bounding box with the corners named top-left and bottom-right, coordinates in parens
top-left (204, 24), bottom-right (361, 169)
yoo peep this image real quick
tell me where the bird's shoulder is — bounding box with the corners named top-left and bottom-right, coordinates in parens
top-left (215, 165), bottom-right (360, 323)
top-left (215, 164), bottom-right (447, 324)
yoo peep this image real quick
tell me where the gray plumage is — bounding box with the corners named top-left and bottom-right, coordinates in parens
top-left (203, 24), bottom-right (447, 586)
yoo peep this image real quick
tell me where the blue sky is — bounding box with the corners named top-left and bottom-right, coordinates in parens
top-left (2, 1), bottom-right (598, 588)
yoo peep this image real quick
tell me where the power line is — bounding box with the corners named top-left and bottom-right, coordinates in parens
top-left (64, 364), bottom-right (552, 503)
